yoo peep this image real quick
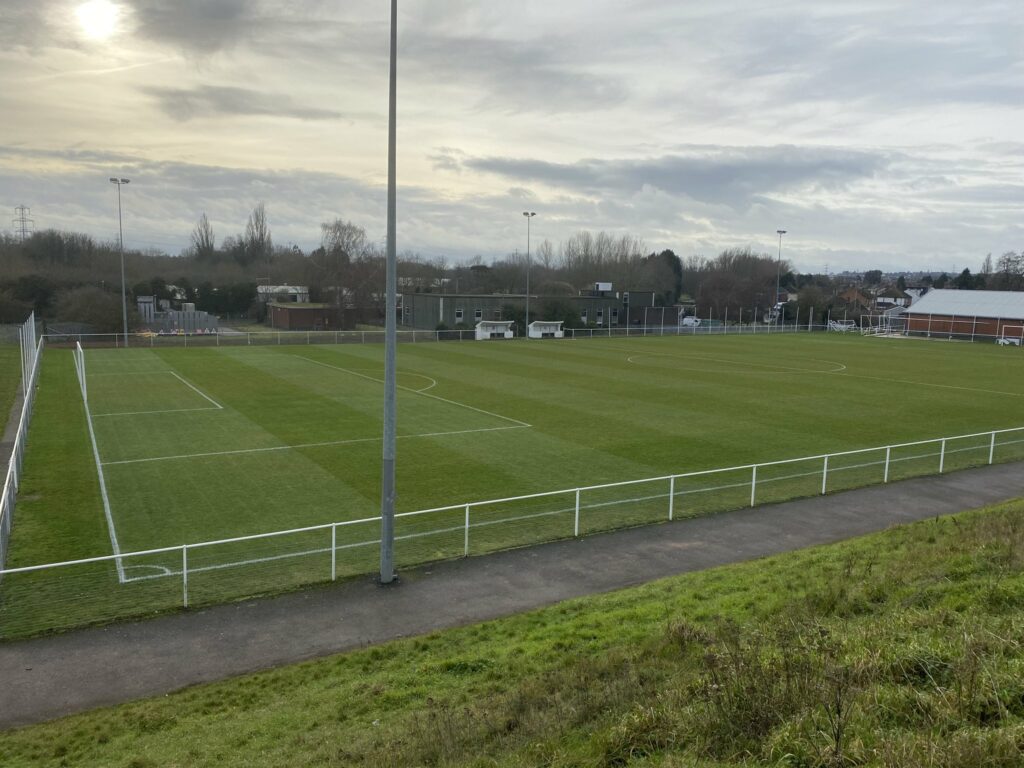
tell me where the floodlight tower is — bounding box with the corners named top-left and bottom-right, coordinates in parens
top-left (775, 229), bottom-right (787, 326)
top-left (523, 211), bottom-right (535, 338)
top-left (109, 177), bottom-right (131, 347)
top-left (379, 0), bottom-right (398, 584)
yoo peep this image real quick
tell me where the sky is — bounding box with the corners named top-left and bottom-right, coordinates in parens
top-left (0, 0), bottom-right (1021, 273)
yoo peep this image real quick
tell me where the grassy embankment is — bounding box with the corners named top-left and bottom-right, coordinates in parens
top-left (1, 499), bottom-right (1022, 767)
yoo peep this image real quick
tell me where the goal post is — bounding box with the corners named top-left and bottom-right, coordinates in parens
top-left (998, 326), bottom-right (1024, 346)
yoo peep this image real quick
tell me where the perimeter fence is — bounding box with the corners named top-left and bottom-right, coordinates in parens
top-left (0, 313), bottom-right (44, 570)
top-left (47, 321), bottom-right (824, 348)
top-left (1, 422), bottom-right (1022, 638)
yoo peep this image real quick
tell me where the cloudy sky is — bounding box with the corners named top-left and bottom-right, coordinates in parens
top-left (0, 0), bottom-right (1021, 272)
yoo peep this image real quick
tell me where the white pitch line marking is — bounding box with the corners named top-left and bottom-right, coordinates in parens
top-left (87, 370), bottom-right (174, 377)
top-left (827, 371), bottom-right (1024, 398)
top-left (93, 406), bottom-right (221, 418)
top-left (621, 348), bottom-right (847, 374)
top-left (169, 371), bottom-right (224, 409)
top-left (101, 424), bottom-right (530, 466)
top-left (295, 354), bottom-right (531, 427)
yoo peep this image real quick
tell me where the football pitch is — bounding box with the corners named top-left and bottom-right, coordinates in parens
top-left (3, 333), bottom-right (1024, 636)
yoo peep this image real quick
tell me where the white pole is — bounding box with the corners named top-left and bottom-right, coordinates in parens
top-left (668, 476), bottom-right (675, 521)
top-left (574, 489), bottom-right (581, 536)
top-left (750, 466), bottom-right (757, 507)
top-left (989, 431), bottom-right (996, 464)
top-left (464, 504), bottom-right (470, 556)
top-left (821, 456), bottom-right (829, 494)
top-left (884, 446), bottom-right (891, 483)
top-left (331, 524), bottom-right (337, 581)
top-left (181, 545), bottom-right (189, 607)
top-left (939, 439), bottom-right (946, 473)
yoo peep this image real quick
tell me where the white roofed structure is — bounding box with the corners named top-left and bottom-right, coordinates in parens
top-left (905, 289), bottom-right (1024, 319)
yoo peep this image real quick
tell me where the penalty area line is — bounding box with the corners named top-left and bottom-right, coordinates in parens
top-left (294, 354), bottom-right (531, 428)
top-left (101, 424), bottom-right (530, 466)
top-left (169, 371), bottom-right (224, 409)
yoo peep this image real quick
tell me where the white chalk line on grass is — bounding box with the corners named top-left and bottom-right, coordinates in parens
top-left (621, 348), bottom-right (848, 374)
top-left (118, 436), bottom-right (1024, 584)
top-left (101, 424), bottom-right (530, 466)
top-left (295, 354), bottom-right (531, 427)
top-left (78, 371), bottom-right (127, 583)
top-left (826, 371), bottom-right (1024, 399)
top-left (87, 370), bottom-right (174, 377)
top-left (169, 371), bottom-right (224, 409)
top-left (93, 406), bottom-right (221, 418)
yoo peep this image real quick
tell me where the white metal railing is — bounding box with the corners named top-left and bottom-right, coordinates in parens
top-left (0, 424), bottom-right (1021, 629)
top-left (1, 313), bottom-right (44, 571)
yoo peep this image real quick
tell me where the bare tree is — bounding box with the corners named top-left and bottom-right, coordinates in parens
top-left (243, 202), bottom-right (272, 266)
top-left (190, 213), bottom-right (216, 261)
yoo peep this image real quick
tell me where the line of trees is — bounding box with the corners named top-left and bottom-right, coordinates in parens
top-left (2, 199), bottom-right (1021, 331)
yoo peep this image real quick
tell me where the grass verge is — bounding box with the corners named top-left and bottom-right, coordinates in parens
top-left (1, 500), bottom-right (1022, 767)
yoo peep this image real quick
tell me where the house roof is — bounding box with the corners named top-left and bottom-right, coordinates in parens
top-left (904, 289), bottom-right (1024, 319)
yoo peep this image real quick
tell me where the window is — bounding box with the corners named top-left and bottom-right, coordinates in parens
top-left (455, 308), bottom-right (464, 321)
top-left (493, 309), bottom-right (502, 320)
top-left (581, 310), bottom-right (588, 324)
top-left (474, 308), bottom-right (483, 320)
top-left (611, 308), bottom-right (619, 325)
top-left (596, 309), bottom-right (604, 324)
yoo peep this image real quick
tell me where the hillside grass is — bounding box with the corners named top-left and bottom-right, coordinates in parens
top-left (1, 500), bottom-right (1022, 767)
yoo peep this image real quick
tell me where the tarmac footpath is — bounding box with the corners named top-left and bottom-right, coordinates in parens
top-left (1, 461), bottom-right (1023, 730)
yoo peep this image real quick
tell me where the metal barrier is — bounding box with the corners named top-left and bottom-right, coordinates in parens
top-left (1, 313), bottom-right (44, 571)
top-left (1, 423), bottom-right (1021, 637)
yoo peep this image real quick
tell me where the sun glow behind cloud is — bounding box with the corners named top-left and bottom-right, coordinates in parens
top-left (75, 0), bottom-right (120, 40)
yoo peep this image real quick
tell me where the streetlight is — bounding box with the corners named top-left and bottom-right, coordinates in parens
top-left (775, 229), bottom-right (787, 326)
top-left (109, 177), bottom-right (130, 346)
top-left (522, 211), bottom-right (536, 338)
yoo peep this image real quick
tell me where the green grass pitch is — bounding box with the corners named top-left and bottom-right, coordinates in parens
top-left (2, 333), bottom-right (1023, 636)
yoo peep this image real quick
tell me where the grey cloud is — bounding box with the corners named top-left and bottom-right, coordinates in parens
top-left (463, 147), bottom-right (890, 208)
top-left (127, 0), bottom-right (257, 55)
top-left (404, 34), bottom-right (628, 114)
top-left (143, 85), bottom-right (343, 121)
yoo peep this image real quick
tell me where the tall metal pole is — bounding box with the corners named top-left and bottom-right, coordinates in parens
top-left (110, 178), bottom-right (131, 347)
top-left (775, 229), bottom-right (786, 326)
top-left (522, 211), bottom-right (535, 338)
top-left (379, 0), bottom-right (398, 584)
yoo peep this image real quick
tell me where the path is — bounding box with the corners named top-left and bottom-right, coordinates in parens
top-left (1, 462), bottom-right (1023, 730)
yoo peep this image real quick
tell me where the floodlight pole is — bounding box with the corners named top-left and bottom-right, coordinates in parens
top-left (522, 211), bottom-right (535, 338)
top-left (379, 0), bottom-right (398, 584)
top-left (775, 229), bottom-right (787, 326)
top-left (110, 177), bottom-right (131, 346)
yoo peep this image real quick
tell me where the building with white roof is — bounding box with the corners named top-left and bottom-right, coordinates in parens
top-left (903, 289), bottom-right (1024, 342)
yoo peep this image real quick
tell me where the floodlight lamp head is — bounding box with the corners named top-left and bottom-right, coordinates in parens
top-left (523, 211), bottom-right (535, 218)
top-left (777, 229), bottom-right (786, 235)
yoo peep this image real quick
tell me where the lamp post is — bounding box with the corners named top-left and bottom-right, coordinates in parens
top-left (109, 177), bottom-right (130, 346)
top-left (379, 0), bottom-right (399, 585)
top-left (522, 211), bottom-right (535, 338)
top-left (775, 229), bottom-right (787, 326)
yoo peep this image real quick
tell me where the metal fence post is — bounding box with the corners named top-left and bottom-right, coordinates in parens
top-left (884, 446), bottom-right (891, 483)
top-left (574, 489), bottom-right (581, 536)
top-left (989, 431), bottom-right (996, 464)
top-left (464, 504), bottom-right (470, 556)
top-left (939, 439), bottom-right (946, 473)
top-left (750, 466), bottom-right (757, 507)
top-left (821, 456), bottom-right (829, 494)
top-left (182, 545), bottom-right (189, 608)
top-left (331, 524), bottom-right (337, 581)
top-left (668, 476), bottom-right (675, 521)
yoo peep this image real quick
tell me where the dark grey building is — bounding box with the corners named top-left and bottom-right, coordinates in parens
top-left (398, 290), bottom-right (657, 330)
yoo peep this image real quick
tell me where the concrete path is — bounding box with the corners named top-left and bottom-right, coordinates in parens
top-left (1, 462), bottom-right (1023, 730)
